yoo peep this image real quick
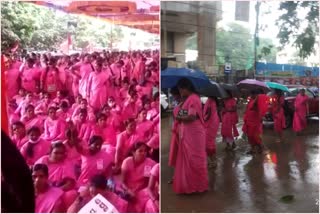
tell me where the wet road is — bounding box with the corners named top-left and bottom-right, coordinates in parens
top-left (161, 107), bottom-right (319, 213)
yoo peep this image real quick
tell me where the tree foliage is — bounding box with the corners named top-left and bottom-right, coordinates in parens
top-left (186, 22), bottom-right (277, 70)
top-left (276, 1), bottom-right (319, 59)
top-left (1, 1), bottom-right (124, 51)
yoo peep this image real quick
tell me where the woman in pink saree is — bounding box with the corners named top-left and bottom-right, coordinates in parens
top-left (40, 58), bottom-right (62, 97)
top-left (15, 92), bottom-right (36, 118)
top-left (11, 121), bottom-right (28, 149)
top-left (21, 104), bottom-right (44, 132)
top-left (87, 57), bottom-right (108, 111)
top-left (293, 89), bottom-right (309, 134)
top-left (203, 97), bottom-right (220, 166)
top-left (35, 142), bottom-right (77, 187)
top-left (173, 78), bottom-right (208, 194)
top-left (121, 142), bottom-right (156, 212)
top-left (144, 163), bottom-right (159, 213)
top-left (75, 135), bottom-right (114, 186)
top-left (88, 113), bottom-right (117, 146)
top-left (20, 58), bottom-right (40, 93)
top-left (122, 92), bottom-right (139, 120)
top-left (271, 89), bottom-right (286, 142)
top-left (67, 174), bottom-right (128, 213)
top-left (71, 54), bottom-right (93, 98)
top-left (136, 109), bottom-right (155, 142)
top-left (35, 93), bottom-right (51, 116)
top-left (20, 126), bottom-right (51, 167)
top-left (114, 119), bottom-right (142, 171)
top-left (33, 164), bottom-right (65, 213)
top-left (43, 106), bottom-right (67, 141)
top-left (221, 92), bottom-right (239, 150)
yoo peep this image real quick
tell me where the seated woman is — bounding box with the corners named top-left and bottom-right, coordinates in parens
top-left (33, 164), bottom-right (65, 213)
top-left (35, 142), bottom-right (76, 190)
top-left (114, 119), bottom-right (142, 171)
top-left (35, 93), bottom-right (51, 116)
top-left (144, 163), bottom-right (159, 213)
top-left (21, 104), bottom-right (44, 132)
top-left (120, 142), bottom-right (156, 212)
top-left (75, 135), bottom-right (114, 187)
top-left (20, 126), bottom-right (50, 167)
top-left (67, 174), bottom-right (128, 213)
top-left (10, 121), bottom-right (28, 150)
top-left (43, 106), bottom-right (67, 141)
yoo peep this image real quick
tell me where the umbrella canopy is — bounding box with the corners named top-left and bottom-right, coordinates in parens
top-left (198, 81), bottom-right (229, 98)
top-left (161, 67), bottom-right (211, 89)
top-left (237, 79), bottom-right (270, 93)
top-left (220, 83), bottom-right (239, 96)
top-left (266, 82), bottom-right (289, 92)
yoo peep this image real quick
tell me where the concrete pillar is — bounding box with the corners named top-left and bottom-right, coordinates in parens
top-left (197, 3), bottom-right (217, 74)
top-left (173, 32), bottom-right (187, 63)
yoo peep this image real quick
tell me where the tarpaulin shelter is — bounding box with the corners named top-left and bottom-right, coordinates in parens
top-left (29, 1), bottom-right (160, 34)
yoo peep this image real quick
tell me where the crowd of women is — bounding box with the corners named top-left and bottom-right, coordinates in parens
top-left (4, 49), bottom-right (160, 213)
top-left (169, 78), bottom-right (310, 194)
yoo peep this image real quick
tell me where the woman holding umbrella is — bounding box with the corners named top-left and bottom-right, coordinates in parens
top-left (173, 78), bottom-right (208, 194)
top-left (271, 89), bottom-right (286, 142)
top-left (221, 90), bottom-right (239, 151)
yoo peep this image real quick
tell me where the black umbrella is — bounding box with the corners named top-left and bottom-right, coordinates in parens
top-left (198, 81), bottom-right (229, 98)
top-left (220, 83), bottom-right (239, 96)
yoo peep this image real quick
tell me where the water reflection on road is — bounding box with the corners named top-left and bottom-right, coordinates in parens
top-left (161, 111), bottom-right (319, 213)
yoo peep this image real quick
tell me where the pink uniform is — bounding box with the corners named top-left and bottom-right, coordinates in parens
top-left (77, 150), bottom-right (114, 186)
top-left (116, 131), bottom-right (142, 165)
top-left (4, 67), bottom-right (20, 98)
top-left (35, 186), bottom-right (64, 213)
top-left (87, 71), bottom-right (108, 110)
top-left (78, 63), bottom-right (92, 98)
top-left (43, 117), bottom-right (66, 141)
top-left (272, 95), bottom-right (286, 133)
top-left (121, 157), bottom-right (156, 212)
top-left (12, 135), bottom-right (28, 150)
top-left (20, 66), bottom-right (40, 93)
top-left (41, 67), bottom-right (62, 95)
top-left (203, 98), bottom-right (220, 155)
top-left (21, 115), bottom-right (44, 131)
top-left (173, 93), bottom-right (208, 194)
top-left (136, 120), bottom-right (154, 142)
top-left (221, 98), bottom-right (239, 142)
top-left (20, 139), bottom-right (51, 166)
top-left (293, 93), bottom-right (309, 132)
top-left (89, 125), bottom-right (117, 146)
top-left (144, 163), bottom-right (159, 213)
top-left (35, 155), bottom-right (76, 185)
top-left (169, 106), bottom-right (180, 167)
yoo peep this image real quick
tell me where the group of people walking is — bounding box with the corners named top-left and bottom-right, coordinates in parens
top-left (168, 78), bottom-right (311, 194)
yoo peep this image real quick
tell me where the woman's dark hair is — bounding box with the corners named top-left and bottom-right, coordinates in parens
top-left (65, 127), bottom-right (78, 140)
top-left (122, 77), bottom-right (129, 84)
top-left (177, 78), bottom-right (196, 93)
top-left (170, 87), bottom-right (180, 96)
top-left (95, 57), bottom-right (104, 67)
top-left (12, 121), bottom-right (25, 129)
top-left (27, 126), bottom-right (41, 136)
top-left (49, 142), bottom-right (65, 154)
top-left (1, 130), bottom-right (35, 212)
top-left (96, 113), bottom-right (107, 122)
top-left (48, 106), bottom-right (57, 113)
top-left (60, 101), bottom-right (69, 109)
top-left (89, 135), bottom-right (103, 145)
top-left (26, 104), bottom-right (35, 111)
top-left (124, 118), bottom-right (136, 127)
top-left (90, 174), bottom-right (107, 190)
top-left (79, 108), bottom-right (88, 116)
top-left (130, 142), bottom-right (149, 154)
top-left (33, 164), bottom-right (49, 177)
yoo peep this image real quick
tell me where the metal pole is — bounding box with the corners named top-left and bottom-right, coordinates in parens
top-left (254, 2), bottom-right (261, 79)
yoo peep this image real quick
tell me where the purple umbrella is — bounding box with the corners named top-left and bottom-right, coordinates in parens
top-left (237, 79), bottom-right (270, 93)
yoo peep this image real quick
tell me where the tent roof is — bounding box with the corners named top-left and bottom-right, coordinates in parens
top-left (29, 1), bottom-right (159, 34)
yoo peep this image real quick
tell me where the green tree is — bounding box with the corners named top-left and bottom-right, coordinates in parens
top-left (276, 1), bottom-right (319, 58)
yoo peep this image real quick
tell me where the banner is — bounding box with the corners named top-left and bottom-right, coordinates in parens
top-left (78, 194), bottom-right (118, 213)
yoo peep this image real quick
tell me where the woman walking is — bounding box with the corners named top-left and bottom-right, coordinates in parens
top-left (293, 89), bottom-right (309, 135)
